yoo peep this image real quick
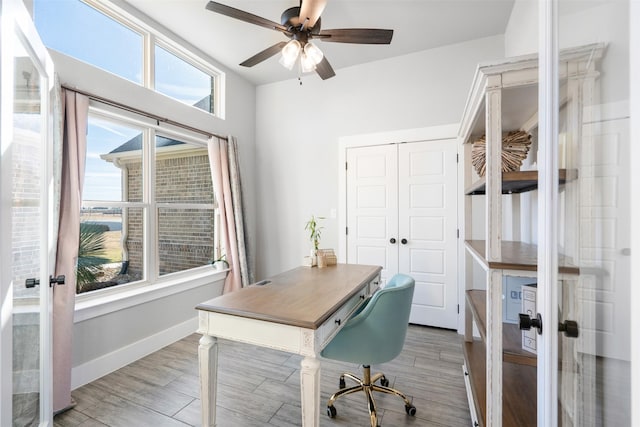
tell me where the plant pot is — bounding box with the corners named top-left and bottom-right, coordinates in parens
top-left (212, 261), bottom-right (228, 271)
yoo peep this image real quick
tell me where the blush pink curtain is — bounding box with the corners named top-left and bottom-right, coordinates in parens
top-left (52, 90), bottom-right (88, 413)
top-left (208, 136), bottom-right (249, 293)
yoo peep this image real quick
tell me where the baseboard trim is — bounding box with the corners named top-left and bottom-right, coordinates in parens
top-left (70, 316), bottom-right (198, 390)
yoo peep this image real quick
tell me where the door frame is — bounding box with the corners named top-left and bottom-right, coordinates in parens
top-left (538, 0), bottom-right (638, 425)
top-left (0, 0), bottom-right (55, 424)
top-left (337, 123), bottom-right (465, 331)
top-left (630, 1), bottom-right (639, 424)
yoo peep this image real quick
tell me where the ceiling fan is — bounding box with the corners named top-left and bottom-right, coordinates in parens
top-left (205, 0), bottom-right (394, 80)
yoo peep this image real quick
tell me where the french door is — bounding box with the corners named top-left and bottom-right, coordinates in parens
top-left (1, 0), bottom-right (55, 425)
top-left (345, 140), bottom-right (458, 329)
top-left (538, 0), bottom-right (632, 425)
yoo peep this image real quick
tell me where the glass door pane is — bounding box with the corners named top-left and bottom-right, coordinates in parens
top-left (1, 1), bottom-right (54, 424)
top-left (12, 31), bottom-right (45, 426)
top-left (556, 1), bottom-right (631, 425)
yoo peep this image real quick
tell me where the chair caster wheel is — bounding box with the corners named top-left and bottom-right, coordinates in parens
top-left (380, 376), bottom-right (390, 387)
top-left (339, 377), bottom-right (346, 389)
top-left (405, 403), bottom-right (417, 416)
top-left (327, 405), bottom-right (337, 418)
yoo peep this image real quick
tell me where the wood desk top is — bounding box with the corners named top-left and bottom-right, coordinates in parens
top-left (196, 264), bottom-right (381, 329)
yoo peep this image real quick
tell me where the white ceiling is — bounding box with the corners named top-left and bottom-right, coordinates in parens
top-left (124, 0), bottom-right (515, 85)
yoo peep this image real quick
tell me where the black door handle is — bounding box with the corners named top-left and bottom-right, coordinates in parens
top-left (519, 313), bottom-right (543, 335)
top-left (559, 320), bottom-right (579, 338)
top-left (401, 238), bottom-right (408, 245)
top-left (25, 275), bottom-right (65, 288)
top-left (50, 275), bottom-right (65, 286)
top-left (25, 278), bottom-right (39, 288)
top-left (390, 238), bottom-right (396, 244)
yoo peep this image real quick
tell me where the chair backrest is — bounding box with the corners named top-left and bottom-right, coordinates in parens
top-left (321, 274), bottom-right (415, 365)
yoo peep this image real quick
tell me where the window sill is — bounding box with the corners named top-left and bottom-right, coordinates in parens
top-left (74, 267), bottom-right (228, 323)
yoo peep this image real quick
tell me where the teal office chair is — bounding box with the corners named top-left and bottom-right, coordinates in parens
top-left (321, 274), bottom-right (416, 427)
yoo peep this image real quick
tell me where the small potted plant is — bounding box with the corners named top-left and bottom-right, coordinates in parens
top-left (305, 215), bottom-right (324, 260)
top-left (211, 254), bottom-right (229, 271)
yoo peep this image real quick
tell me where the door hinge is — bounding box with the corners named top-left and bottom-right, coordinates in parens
top-left (345, 162), bottom-right (348, 171)
top-left (345, 226), bottom-right (348, 235)
top-left (457, 229), bottom-right (460, 238)
top-left (457, 304), bottom-right (460, 314)
top-left (456, 153), bottom-right (459, 163)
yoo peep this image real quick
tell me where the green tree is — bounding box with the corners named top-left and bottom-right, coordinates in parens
top-left (76, 223), bottom-right (110, 293)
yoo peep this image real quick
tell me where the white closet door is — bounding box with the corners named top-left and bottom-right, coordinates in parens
top-left (346, 145), bottom-right (398, 284)
top-left (398, 140), bottom-right (458, 329)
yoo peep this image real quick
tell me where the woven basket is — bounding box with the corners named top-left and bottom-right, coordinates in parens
top-left (471, 130), bottom-right (532, 177)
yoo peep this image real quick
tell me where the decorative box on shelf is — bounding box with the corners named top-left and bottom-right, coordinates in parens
top-left (317, 249), bottom-right (337, 266)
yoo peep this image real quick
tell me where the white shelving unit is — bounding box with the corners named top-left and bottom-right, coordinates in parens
top-left (458, 44), bottom-right (603, 427)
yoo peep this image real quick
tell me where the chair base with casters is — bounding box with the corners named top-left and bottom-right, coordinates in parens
top-left (326, 364), bottom-right (416, 427)
top-left (321, 273), bottom-right (417, 427)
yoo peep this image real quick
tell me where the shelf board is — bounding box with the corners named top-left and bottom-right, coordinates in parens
top-left (465, 169), bottom-right (577, 195)
top-left (465, 240), bottom-right (580, 275)
top-left (466, 290), bottom-right (537, 366)
top-left (463, 340), bottom-right (537, 427)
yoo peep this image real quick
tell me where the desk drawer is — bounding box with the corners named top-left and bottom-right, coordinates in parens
top-left (319, 274), bottom-right (379, 346)
top-left (368, 275), bottom-right (381, 294)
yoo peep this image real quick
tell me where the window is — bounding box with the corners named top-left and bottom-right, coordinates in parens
top-left (33, 0), bottom-right (143, 84)
top-left (155, 135), bottom-right (216, 276)
top-left (155, 44), bottom-right (214, 113)
top-left (33, 0), bottom-right (222, 115)
top-left (79, 110), bottom-right (217, 294)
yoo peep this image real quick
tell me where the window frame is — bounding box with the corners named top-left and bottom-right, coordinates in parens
top-left (76, 101), bottom-right (221, 304)
top-left (75, 0), bottom-right (224, 117)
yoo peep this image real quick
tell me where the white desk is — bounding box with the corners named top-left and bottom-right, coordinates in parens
top-left (196, 264), bottom-right (381, 427)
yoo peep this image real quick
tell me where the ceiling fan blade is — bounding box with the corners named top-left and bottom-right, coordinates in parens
top-left (298, 0), bottom-right (327, 29)
top-left (239, 42), bottom-right (287, 67)
top-left (317, 28), bottom-right (394, 44)
top-left (205, 1), bottom-right (290, 34)
top-left (315, 56), bottom-right (336, 80)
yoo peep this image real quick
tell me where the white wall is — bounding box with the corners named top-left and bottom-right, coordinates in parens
top-left (506, 0), bottom-right (629, 106)
top-left (70, 281), bottom-right (222, 388)
top-left (504, 0), bottom-right (538, 57)
top-left (254, 35), bottom-right (505, 278)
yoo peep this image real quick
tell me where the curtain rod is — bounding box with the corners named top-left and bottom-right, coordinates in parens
top-left (61, 85), bottom-right (226, 140)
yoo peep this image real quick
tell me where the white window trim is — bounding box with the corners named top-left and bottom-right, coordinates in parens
top-left (80, 0), bottom-right (225, 118)
top-left (77, 101), bottom-right (221, 312)
top-left (40, 1), bottom-right (228, 318)
top-left (74, 267), bottom-right (228, 323)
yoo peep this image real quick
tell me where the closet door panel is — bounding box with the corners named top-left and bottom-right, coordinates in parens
top-left (399, 140), bottom-right (458, 329)
top-left (346, 145), bottom-right (398, 284)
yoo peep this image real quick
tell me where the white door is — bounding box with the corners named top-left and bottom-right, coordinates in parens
top-left (398, 141), bottom-right (458, 328)
top-left (1, 0), bottom-right (55, 425)
top-left (346, 140), bottom-right (458, 329)
top-left (346, 144), bottom-right (399, 284)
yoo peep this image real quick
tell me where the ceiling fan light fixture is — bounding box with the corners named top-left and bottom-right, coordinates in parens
top-left (300, 51), bottom-right (317, 73)
top-left (304, 42), bottom-right (323, 65)
top-left (280, 39), bottom-right (301, 69)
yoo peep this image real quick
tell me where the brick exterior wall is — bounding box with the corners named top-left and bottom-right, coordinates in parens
top-left (123, 149), bottom-right (215, 276)
top-left (12, 128), bottom-right (42, 297)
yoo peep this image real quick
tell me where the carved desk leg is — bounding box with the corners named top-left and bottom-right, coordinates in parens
top-left (300, 356), bottom-right (321, 427)
top-left (199, 334), bottom-right (218, 427)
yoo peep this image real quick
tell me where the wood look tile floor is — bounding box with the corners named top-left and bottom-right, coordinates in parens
top-left (54, 325), bottom-right (471, 427)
